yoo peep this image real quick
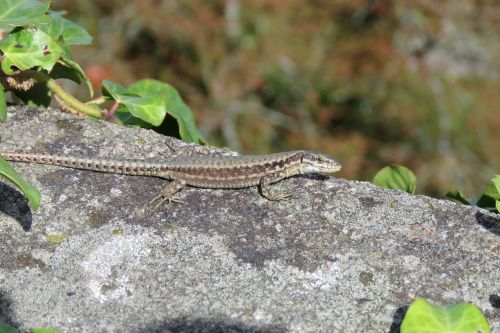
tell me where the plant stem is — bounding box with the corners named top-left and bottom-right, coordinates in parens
top-left (86, 96), bottom-right (106, 105)
top-left (22, 70), bottom-right (103, 118)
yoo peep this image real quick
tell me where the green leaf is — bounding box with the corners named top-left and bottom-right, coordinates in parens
top-left (0, 323), bottom-right (19, 333)
top-left (486, 175), bottom-right (500, 199)
top-left (11, 80), bottom-right (51, 107)
top-left (49, 61), bottom-right (81, 83)
top-left (40, 12), bottom-right (92, 46)
top-left (401, 298), bottom-right (490, 333)
top-left (496, 200), bottom-right (500, 213)
top-left (372, 165), bottom-right (416, 194)
top-left (0, 0), bottom-right (50, 27)
top-left (445, 190), bottom-right (470, 205)
top-left (47, 60), bottom-right (93, 99)
top-left (0, 154), bottom-right (40, 210)
top-left (58, 58), bottom-right (94, 98)
top-left (0, 28), bottom-right (63, 75)
top-left (476, 175), bottom-right (500, 209)
top-left (102, 79), bottom-right (205, 143)
top-left (32, 328), bottom-right (63, 333)
top-left (114, 106), bottom-right (152, 128)
top-left (102, 80), bottom-right (128, 96)
top-left (0, 84), bottom-right (6, 122)
top-left (128, 79), bottom-right (205, 144)
top-left (102, 80), bottom-right (166, 127)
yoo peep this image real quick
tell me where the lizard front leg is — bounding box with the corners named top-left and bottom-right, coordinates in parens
top-left (259, 172), bottom-right (292, 201)
top-left (148, 179), bottom-right (187, 212)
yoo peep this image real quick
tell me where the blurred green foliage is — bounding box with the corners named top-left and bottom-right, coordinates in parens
top-left (373, 165), bottom-right (416, 194)
top-left (52, 0), bottom-right (499, 197)
top-left (401, 298), bottom-right (490, 333)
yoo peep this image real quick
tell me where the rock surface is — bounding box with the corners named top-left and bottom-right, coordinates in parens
top-left (0, 106), bottom-right (499, 332)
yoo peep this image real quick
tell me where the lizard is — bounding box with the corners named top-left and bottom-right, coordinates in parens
top-left (1, 150), bottom-right (342, 210)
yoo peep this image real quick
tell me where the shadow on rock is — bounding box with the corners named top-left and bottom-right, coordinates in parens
top-left (475, 211), bottom-right (500, 235)
top-left (137, 317), bottom-right (287, 333)
top-left (389, 305), bottom-right (408, 333)
top-left (0, 182), bottom-right (33, 231)
top-left (490, 294), bottom-right (500, 309)
top-left (0, 290), bottom-right (19, 329)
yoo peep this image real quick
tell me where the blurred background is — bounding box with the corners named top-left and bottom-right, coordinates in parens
top-left (51, 0), bottom-right (499, 198)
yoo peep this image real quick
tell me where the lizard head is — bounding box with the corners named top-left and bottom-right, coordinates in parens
top-left (300, 151), bottom-right (342, 175)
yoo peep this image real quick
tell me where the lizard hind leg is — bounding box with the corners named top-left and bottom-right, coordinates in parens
top-left (259, 173), bottom-right (292, 201)
top-left (148, 179), bottom-right (187, 213)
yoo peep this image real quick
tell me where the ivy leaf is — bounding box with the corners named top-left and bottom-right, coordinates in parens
top-left (0, 154), bottom-right (40, 210)
top-left (103, 79), bottom-right (205, 143)
top-left (0, 0), bottom-right (50, 27)
top-left (38, 11), bottom-right (93, 98)
top-left (0, 84), bottom-right (6, 122)
top-left (10, 80), bottom-right (51, 107)
top-left (127, 79), bottom-right (205, 144)
top-left (32, 328), bottom-right (63, 333)
top-left (102, 80), bottom-right (165, 126)
top-left (46, 59), bottom-right (94, 99)
top-left (58, 58), bottom-right (94, 98)
top-left (445, 190), bottom-right (470, 205)
top-left (49, 61), bottom-right (81, 83)
top-left (0, 28), bottom-right (63, 75)
top-left (401, 298), bottom-right (490, 333)
top-left (0, 322), bottom-right (19, 333)
top-left (372, 165), bottom-right (416, 194)
top-left (476, 175), bottom-right (500, 210)
top-left (40, 11), bottom-right (92, 46)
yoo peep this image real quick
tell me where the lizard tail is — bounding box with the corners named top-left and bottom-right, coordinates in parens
top-left (1, 152), bottom-right (161, 177)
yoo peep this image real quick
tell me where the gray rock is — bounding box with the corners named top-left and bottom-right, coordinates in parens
top-left (0, 106), bottom-right (498, 332)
